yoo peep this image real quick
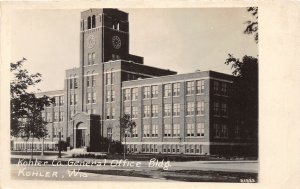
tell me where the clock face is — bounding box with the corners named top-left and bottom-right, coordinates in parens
top-left (87, 35), bottom-right (96, 49)
top-left (112, 36), bottom-right (121, 49)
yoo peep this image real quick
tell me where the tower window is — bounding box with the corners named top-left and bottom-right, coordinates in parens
top-left (87, 16), bottom-right (91, 29)
top-left (92, 15), bottom-right (96, 28)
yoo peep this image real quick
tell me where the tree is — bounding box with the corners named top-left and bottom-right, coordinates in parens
top-left (244, 7), bottom-right (258, 43)
top-left (118, 114), bottom-right (136, 159)
top-left (10, 58), bottom-right (53, 158)
top-left (225, 54), bottom-right (258, 156)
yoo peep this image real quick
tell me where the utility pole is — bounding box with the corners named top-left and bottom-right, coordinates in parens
top-left (58, 131), bottom-right (61, 158)
top-left (41, 137), bottom-right (44, 156)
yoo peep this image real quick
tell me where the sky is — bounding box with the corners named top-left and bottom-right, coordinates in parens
top-left (11, 8), bottom-right (258, 92)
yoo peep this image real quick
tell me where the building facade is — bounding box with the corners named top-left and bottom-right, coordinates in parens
top-left (12, 8), bottom-right (257, 156)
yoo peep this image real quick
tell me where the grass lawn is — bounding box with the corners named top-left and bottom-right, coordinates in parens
top-left (80, 169), bottom-right (258, 182)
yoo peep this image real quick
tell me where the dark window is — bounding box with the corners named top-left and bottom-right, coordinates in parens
top-left (87, 16), bottom-right (91, 29)
top-left (92, 15), bottom-right (96, 28)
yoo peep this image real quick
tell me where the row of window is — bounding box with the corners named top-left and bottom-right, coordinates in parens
top-left (86, 92), bottom-right (96, 104)
top-left (125, 144), bottom-right (204, 154)
top-left (53, 96), bottom-right (64, 107)
top-left (105, 71), bottom-right (115, 85)
top-left (124, 123), bottom-right (205, 138)
top-left (69, 78), bottom-right (78, 89)
top-left (88, 53), bottom-right (95, 65)
top-left (42, 112), bottom-right (64, 122)
top-left (124, 101), bottom-right (205, 118)
top-left (213, 80), bottom-right (229, 96)
top-left (53, 127), bottom-right (64, 138)
top-left (70, 94), bottom-right (78, 105)
top-left (123, 80), bottom-right (205, 101)
top-left (86, 15), bottom-right (96, 30)
top-left (14, 143), bottom-right (56, 151)
top-left (214, 123), bottom-right (228, 138)
top-left (106, 107), bottom-right (116, 120)
top-left (213, 102), bottom-right (228, 117)
top-left (106, 90), bottom-right (115, 102)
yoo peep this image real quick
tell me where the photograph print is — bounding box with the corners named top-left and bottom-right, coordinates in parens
top-left (10, 7), bottom-right (258, 182)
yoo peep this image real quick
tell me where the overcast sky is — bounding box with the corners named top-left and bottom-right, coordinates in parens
top-left (11, 8), bottom-right (258, 92)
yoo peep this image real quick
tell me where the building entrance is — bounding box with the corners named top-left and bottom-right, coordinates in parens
top-left (76, 129), bottom-right (86, 148)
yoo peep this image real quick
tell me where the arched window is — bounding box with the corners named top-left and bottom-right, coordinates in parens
top-left (92, 15), bottom-right (96, 28)
top-left (87, 16), bottom-right (91, 29)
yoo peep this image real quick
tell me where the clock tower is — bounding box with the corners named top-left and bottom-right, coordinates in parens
top-left (80, 9), bottom-right (130, 67)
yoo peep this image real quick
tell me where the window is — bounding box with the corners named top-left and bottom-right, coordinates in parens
top-left (70, 78), bottom-right (73, 89)
top-left (106, 72), bottom-right (111, 85)
top-left (87, 92), bottom-right (91, 104)
top-left (111, 71), bottom-right (115, 84)
top-left (151, 105), bottom-right (158, 117)
top-left (151, 85), bottom-right (158, 98)
top-left (54, 112), bottom-right (59, 122)
top-left (143, 105), bottom-right (150, 117)
top-left (59, 112), bottom-right (64, 122)
top-left (70, 94), bottom-right (74, 105)
top-left (187, 124), bottom-right (194, 137)
top-left (124, 106), bottom-right (131, 115)
top-left (152, 124), bottom-right (158, 137)
top-left (107, 128), bottom-right (112, 139)
top-left (106, 91), bottom-right (111, 102)
top-left (54, 96), bottom-right (59, 106)
top-left (106, 107), bottom-right (111, 119)
top-left (164, 124), bottom-right (171, 137)
top-left (111, 90), bottom-right (115, 102)
top-left (196, 123), bottom-right (205, 137)
top-left (164, 84), bottom-right (171, 97)
top-left (196, 80), bottom-right (205, 94)
top-left (196, 101), bottom-right (205, 115)
top-left (221, 103), bottom-right (228, 117)
top-left (74, 78), bottom-right (78, 89)
top-left (164, 104), bottom-right (171, 117)
top-left (143, 125), bottom-right (150, 137)
top-left (173, 83), bottom-right (180, 96)
top-left (132, 127), bottom-right (138, 137)
top-left (87, 16), bottom-right (91, 29)
top-left (74, 94), bottom-right (78, 105)
top-left (111, 108), bottom-right (115, 119)
top-left (186, 81), bottom-right (195, 95)
top-left (214, 123), bottom-right (221, 137)
top-left (132, 88), bottom-right (138, 100)
top-left (88, 53), bottom-right (92, 65)
top-left (187, 102), bottom-right (194, 116)
top-left (213, 102), bottom-right (220, 116)
top-left (124, 89), bottom-right (131, 101)
top-left (92, 75), bottom-right (96, 87)
top-left (234, 124), bottom-right (241, 138)
top-left (173, 124), bottom-right (180, 137)
top-left (214, 81), bottom-right (219, 94)
top-left (86, 76), bottom-right (90, 87)
top-left (92, 92), bottom-right (96, 103)
top-left (92, 53), bottom-right (96, 64)
top-left (143, 86), bottom-right (150, 99)
top-left (221, 82), bottom-right (228, 96)
top-left (132, 107), bottom-right (138, 118)
top-left (173, 103), bottom-right (180, 116)
top-left (47, 112), bottom-right (52, 122)
top-left (92, 15), bottom-right (96, 28)
top-left (221, 124), bottom-right (228, 137)
top-left (59, 96), bottom-right (64, 106)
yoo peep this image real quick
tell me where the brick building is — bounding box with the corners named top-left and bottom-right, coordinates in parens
top-left (12, 8), bottom-right (257, 156)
